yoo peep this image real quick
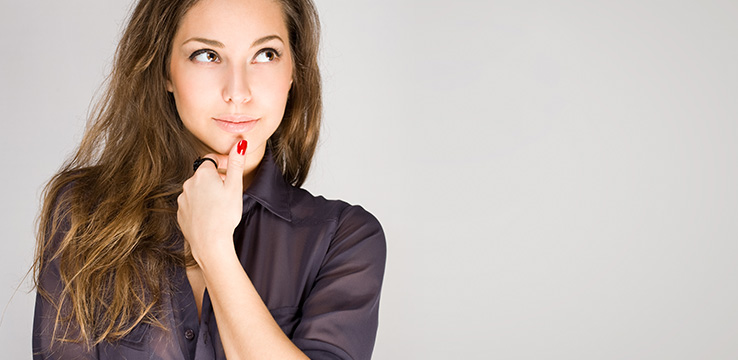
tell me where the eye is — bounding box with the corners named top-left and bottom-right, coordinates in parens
top-left (253, 48), bottom-right (281, 63)
top-left (190, 49), bottom-right (220, 63)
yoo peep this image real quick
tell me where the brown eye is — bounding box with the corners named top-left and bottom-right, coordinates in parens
top-left (254, 49), bottom-right (280, 63)
top-left (190, 49), bottom-right (220, 63)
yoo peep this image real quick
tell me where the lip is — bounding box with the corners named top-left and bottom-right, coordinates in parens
top-left (212, 115), bottom-right (259, 134)
top-left (215, 114), bottom-right (258, 122)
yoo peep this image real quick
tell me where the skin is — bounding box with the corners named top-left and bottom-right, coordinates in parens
top-left (167, 0), bottom-right (294, 185)
top-left (171, 0), bottom-right (307, 358)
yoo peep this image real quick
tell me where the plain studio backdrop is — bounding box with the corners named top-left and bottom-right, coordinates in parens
top-left (1, 0), bottom-right (737, 358)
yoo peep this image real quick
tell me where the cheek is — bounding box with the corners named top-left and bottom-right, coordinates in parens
top-left (253, 71), bottom-right (293, 107)
top-left (171, 71), bottom-right (217, 116)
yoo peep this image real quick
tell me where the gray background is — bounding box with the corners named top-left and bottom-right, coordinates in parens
top-left (1, 0), bottom-right (737, 358)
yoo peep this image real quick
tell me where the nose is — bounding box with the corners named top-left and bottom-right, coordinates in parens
top-left (223, 65), bottom-right (251, 104)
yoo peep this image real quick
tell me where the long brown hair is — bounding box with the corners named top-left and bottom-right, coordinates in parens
top-left (33, 0), bottom-right (322, 348)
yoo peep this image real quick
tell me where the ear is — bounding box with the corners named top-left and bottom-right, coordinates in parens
top-left (166, 78), bottom-right (174, 93)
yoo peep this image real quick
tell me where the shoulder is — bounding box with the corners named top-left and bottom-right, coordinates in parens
top-left (288, 186), bottom-right (383, 231)
top-left (38, 168), bottom-right (99, 260)
top-left (288, 190), bottom-right (386, 359)
top-left (39, 178), bottom-right (78, 252)
top-left (288, 186), bottom-right (386, 260)
top-left (42, 168), bottom-right (95, 227)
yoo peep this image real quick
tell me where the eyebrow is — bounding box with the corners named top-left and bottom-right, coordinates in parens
top-left (182, 35), bottom-right (284, 48)
top-left (251, 35), bottom-right (284, 47)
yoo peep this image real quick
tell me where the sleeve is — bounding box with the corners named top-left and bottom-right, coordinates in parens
top-left (32, 196), bottom-right (98, 360)
top-left (292, 205), bottom-right (387, 360)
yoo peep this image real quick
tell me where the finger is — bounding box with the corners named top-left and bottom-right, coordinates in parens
top-left (225, 139), bottom-right (247, 192)
top-left (194, 157), bottom-right (218, 173)
top-left (196, 153), bottom-right (229, 182)
top-left (176, 193), bottom-right (185, 224)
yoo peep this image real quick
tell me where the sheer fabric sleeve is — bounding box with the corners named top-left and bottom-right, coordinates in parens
top-left (32, 200), bottom-right (97, 359)
top-left (292, 205), bottom-right (387, 360)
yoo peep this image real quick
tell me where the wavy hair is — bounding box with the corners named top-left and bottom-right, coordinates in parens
top-left (33, 0), bottom-right (321, 349)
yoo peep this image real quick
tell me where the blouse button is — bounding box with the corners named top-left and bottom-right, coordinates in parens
top-left (184, 329), bottom-right (195, 341)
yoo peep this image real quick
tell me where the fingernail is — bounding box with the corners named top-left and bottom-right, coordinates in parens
top-left (237, 140), bottom-right (248, 155)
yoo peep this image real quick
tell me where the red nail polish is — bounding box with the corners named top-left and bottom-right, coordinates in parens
top-left (237, 140), bottom-right (248, 155)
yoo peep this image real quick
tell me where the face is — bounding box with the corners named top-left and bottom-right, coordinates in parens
top-left (167, 0), bottom-right (293, 158)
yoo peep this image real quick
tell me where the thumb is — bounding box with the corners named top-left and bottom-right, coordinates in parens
top-left (224, 139), bottom-right (248, 192)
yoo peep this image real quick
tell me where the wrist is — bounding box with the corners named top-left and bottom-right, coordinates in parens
top-left (199, 250), bottom-right (243, 288)
top-left (191, 234), bottom-right (236, 267)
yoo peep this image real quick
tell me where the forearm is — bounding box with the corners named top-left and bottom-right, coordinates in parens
top-left (199, 244), bottom-right (308, 360)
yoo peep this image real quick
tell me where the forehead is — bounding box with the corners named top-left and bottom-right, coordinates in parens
top-left (175, 0), bottom-right (288, 45)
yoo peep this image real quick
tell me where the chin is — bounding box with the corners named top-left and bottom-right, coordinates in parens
top-left (213, 138), bottom-right (246, 155)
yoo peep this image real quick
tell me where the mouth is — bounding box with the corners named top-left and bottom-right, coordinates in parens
top-left (213, 115), bottom-right (259, 134)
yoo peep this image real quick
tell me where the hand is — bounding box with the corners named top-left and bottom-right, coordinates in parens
top-left (177, 140), bottom-right (248, 265)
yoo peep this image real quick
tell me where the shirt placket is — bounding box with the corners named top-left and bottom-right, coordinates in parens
top-left (194, 289), bottom-right (217, 359)
top-left (171, 265), bottom-right (207, 360)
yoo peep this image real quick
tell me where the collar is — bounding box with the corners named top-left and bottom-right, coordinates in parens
top-left (243, 148), bottom-right (293, 222)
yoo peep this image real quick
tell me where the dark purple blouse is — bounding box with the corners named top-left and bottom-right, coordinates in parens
top-left (33, 152), bottom-right (386, 359)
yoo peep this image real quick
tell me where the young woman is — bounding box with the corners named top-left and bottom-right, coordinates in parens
top-left (32, 0), bottom-right (386, 359)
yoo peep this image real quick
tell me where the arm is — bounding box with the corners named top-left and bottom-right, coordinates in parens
top-left (33, 196), bottom-right (97, 360)
top-left (200, 243), bottom-right (309, 359)
top-left (178, 142), bottom-right (386, 360)
top-left (178, 141), bottom-right (307, 359)
top-left (201, 206), bottom-right (385, 360)
top-left (292, 205), bottom-right (386, 360)
top-left (34, 264), bottom-right (98, 360)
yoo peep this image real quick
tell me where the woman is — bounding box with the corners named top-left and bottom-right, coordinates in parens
top-left (32, 0), bottom-right (386, 358)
